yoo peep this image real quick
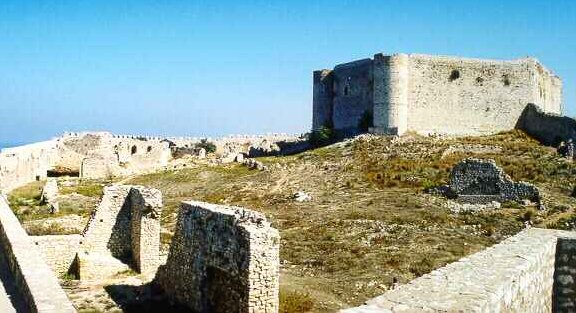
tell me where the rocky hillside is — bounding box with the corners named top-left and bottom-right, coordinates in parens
top-left (9, 130), bottom-right (576, 312)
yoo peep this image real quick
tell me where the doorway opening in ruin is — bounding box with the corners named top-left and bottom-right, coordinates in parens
top-left (131, 145), bottom-right (137, 155)
top-left (205, 265), bottom-right (242, 313)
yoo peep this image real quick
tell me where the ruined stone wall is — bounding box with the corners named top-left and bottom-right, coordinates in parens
top-left (167, 134), bottom-right (302, 156)
top-left (404, 55), bottom-right (560, 136)
top-left (0, 196), bottom-right (76, 312)
top-left (534, 61), bottom-right (563, 114)
top-left (516, 103), bottom-right (576, 146)
top-left (0, 140), bottom-right (58, 193)
top-left (449, 158), bottom-right (540, 203)
top-left (81, 185), bottom-right (132, 258)
top-left (31, 235), bottom-right (82, 276)
top-left (129, 187), bottom-right (162, 276)
top-left (58, 132), bottom-right (171, 178)
top-left (72, 185), bottom-right (162, 279)
top-left (553, 237), bottom-right (576, 311)
top-left (156, 201), bottom-right (280, 313)
top-left (0, 132), bottom-right (172, 193)
top-left (343, 228), bottom-right (576, 313)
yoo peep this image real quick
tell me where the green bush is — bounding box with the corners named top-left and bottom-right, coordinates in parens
top-left (309, 123), bottom-right (334, 147)
top-left (196, 138), bottom-right (217, 153)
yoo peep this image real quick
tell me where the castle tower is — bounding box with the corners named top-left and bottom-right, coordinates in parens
top-left (312, 69), bottom-right (334, 130)
top-left (372, 53), bottom-right (409, 135)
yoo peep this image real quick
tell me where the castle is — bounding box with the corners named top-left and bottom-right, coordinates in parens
top-left (313, 53), bottom-right (563, 136)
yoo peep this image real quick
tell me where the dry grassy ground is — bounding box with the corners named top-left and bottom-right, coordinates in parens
top-left (8, 131), bottom-right (576, 312)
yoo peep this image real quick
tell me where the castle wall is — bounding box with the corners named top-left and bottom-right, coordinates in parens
top-left (81, 185), bottom-right (133, 258)
top-left (57, 132), bottom-right (171, 178)
top-left (533, 61), bottom-right (563, 114)
top-left (314, 53), bottom-right (563, 137)
top-left (313, 70), bottom-right (334, 130)
top-left (0, 196), bottom-right (76, 312)
top-left (404, 55), bottom-right (555, 136)
top-left (156, 201), bottom-right (280, 313)
top-left (516, 103), bottom-right (576, 146)
top-left (0, 141), bottom-right (58, 193)
top-left (330, 59), bottom-right (374, 132)
top-left (373, 54), bottom-right (409, 135)
top-left (343, 228), bottom-right (576, 313)
top-left (28, 185), bottom-right (163, 280)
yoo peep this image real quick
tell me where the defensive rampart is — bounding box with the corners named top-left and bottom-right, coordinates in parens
top-left (0, 196), bottom-right (76, 312)
top-left (343, 228), bottom-right (576, 312)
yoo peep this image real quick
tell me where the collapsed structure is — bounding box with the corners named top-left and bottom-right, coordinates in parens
top-left (313, 53), bottom-right (562, 136)
top-left (0, 132), bottom-right (171, 193)
top-left (32, 185), bottom-right (163, 279)
top-left (448, 158), bottom-right (540, 204)
top-left (156, 201), bottom-right (280, 313)
top-left (28, 185), bottom-right (281, 312)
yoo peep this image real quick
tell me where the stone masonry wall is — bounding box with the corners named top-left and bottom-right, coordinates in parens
top-left (75, 185), bottom-right (162, 280)
top-left (449, 158), bottom-right (540, 203)
top-left (30, 185), bottom-right (162, 280)
top-left (331, 59), bottom-right (373, 132)
top-left (343, 228), bottom-right (576, 313)
top-left (553, 237), bottom-right (576, 312)
top-left (0, 140), bottom-right (58, 193)
top-left (81, 185), bottom-right (132, 258)
top-left (0, 196), bottom-right (76, 312)
top-left (405, 55), bottom-right (555, 136)
top-left (129, 187), bottom-right (162, 276)
top-left (31, 235), bottom-right (82, 276)
top-left (156, 201), bottom-right (280, 313)
top-left (314, 53), bottom-right (562, 136)
top-left (516, 103), bottom-right (576, 146)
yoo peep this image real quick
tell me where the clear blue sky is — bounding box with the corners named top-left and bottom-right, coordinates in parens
top-left (1, 1), bottom-right (575, 144)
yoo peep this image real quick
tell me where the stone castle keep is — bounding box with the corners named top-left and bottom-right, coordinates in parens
top-left (313, 53), bottom-right (563, 136)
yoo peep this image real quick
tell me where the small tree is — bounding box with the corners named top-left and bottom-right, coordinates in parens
top-left (196, 138), bottom-right (216, 153)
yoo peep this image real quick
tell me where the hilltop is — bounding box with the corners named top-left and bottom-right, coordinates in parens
top-left (7, 130), bottom-right (576, 312)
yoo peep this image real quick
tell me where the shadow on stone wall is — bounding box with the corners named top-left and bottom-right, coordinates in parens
top-left (553, 238), bottom-right (576, 311)
top-left (104, 283), bottom-right (192, 313)
top-left (516, 103), bottom-right (576, 146)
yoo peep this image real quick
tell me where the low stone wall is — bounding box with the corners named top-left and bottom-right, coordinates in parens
top-left (553, 237), bottom-right (576, 311)
top-left (0, 196), bottom-right (76, 312)
top-left (449, 158), bottom-right (540, 203)
top-left (31, 235), bottom-right (82, 276)
top-left (516, 103), bottom-right (576, 146)
top-left (30, 185), bottom-right (162, 281)
top-left (156, 201), bottom-right (280, 313)
top-left (343, 228), bottom-right (576, 313)
top-left (76, 185), bottom-right (162, 279)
